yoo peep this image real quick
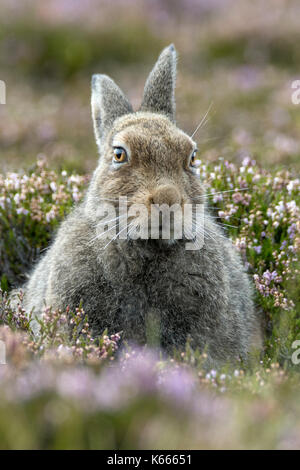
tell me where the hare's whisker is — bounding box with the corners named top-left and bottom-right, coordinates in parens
top-left (207, 217), bottom-right (238, 228)
top-left (205, 188), bottom-right (249, 197)
top-left (192, 187), bottom-right (249, 200)
top-left (127, 223), bottom-right (137, 238)
top-left (184, 227), bottom-right (204, 250)
top-left (103, 222), bottom-right (133, 251)
top-left (191, 217), bottom-right (229, 242)
top-left (88, 218), bottom-right (125, 245)
top-left (91, 213), bottom-right (128, 230)
top-left (205, 227), bottom-right (228, 241)
top-left (190, 102), bottom-right (213, 139)
top-left (98, 198), bottom-right (120, 202)
top-left (202, 208), bottom-right (242, 222)
top-left (98, 196), bottom-right (135, 202)
top-left (88, 224), bottom-right (118, 245)
top-left (97, 213), bottom-right (128, 226)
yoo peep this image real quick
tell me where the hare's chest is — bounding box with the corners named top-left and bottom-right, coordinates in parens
top-left (145, 258), bottom-right (204, 314)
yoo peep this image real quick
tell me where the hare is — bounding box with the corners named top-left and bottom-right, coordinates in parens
top-left (16, 45), bottom-right (262, 365)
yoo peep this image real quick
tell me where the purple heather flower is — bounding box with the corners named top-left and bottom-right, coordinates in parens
top-left (159, 367), bottom-right (196, 407)
top-left (56, 367), bottom-right (96, 405)
top-left (94, 349), bottom-right (159, 410)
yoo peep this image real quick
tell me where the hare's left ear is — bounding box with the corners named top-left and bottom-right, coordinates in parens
top-left (91, 74), bottom-right (133, 149)
top-left (140, 44), bottom-right (177, 122)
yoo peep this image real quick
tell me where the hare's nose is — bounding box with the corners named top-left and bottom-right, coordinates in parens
top-left (151, 185), bottom-right (182, 206)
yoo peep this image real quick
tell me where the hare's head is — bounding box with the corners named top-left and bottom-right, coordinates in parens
top-left (87, 45), bottom-right (205, 245)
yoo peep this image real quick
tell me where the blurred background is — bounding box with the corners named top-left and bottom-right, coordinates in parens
top-left (0, 0), bottom-right (299, 174)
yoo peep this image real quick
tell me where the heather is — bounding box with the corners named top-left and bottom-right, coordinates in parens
top-left (1, 0), bottom-right (300, 451)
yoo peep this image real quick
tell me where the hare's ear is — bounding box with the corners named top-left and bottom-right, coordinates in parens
top-left (91, 74), bottom-right (133, 147)
top-left (140, 44), bottom-right (177, 122)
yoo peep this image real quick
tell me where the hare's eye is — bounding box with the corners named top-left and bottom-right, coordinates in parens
top-left (189, 149), bottom-right (198, 167)
top-left (113, 147), bottom-right (128, 164)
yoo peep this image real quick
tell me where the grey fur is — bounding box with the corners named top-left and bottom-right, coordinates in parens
top-left (13, 46), bottom-right (262, 366)
top-left (140, 44), bottom-right (176, 121)
top-left (91, 74), bottom-right (133, 149)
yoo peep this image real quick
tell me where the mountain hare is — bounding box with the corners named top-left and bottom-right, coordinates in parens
top-left (17, 45), bottom-right (261, 364)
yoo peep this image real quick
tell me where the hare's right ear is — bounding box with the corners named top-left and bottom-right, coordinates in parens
top-left (140, 44), bottom-right (177, 122)
top-left (91, 74), bottom-right (133, 148)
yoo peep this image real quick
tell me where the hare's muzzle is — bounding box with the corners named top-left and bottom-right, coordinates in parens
top-left (144, 185), bottom-right (184, 241)
top-left (150, 185), bottom-right (182, 207)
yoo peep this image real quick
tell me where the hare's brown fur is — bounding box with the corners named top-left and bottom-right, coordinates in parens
top-left (17, 45), bottom-right (262, 365)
